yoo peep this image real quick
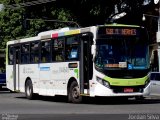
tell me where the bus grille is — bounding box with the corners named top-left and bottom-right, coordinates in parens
top-left (110, 86), bottom-right (144, 93)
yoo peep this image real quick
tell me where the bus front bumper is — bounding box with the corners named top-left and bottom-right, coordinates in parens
top-left (93, 82), bottom-right (150, 97)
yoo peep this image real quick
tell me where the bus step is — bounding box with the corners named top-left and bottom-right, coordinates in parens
top-left (80, 93), bottom-right (90, 96)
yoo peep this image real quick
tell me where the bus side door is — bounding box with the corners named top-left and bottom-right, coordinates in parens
top-left (13, 45), bottom-right (20, 91)
top-left (80, 33), bottom-right (93, 95)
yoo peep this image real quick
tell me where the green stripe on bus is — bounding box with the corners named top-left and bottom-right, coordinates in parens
top-left (74, 69), bottom-right (79, 79)
top-left (103, 75), bottom-right (148, 86)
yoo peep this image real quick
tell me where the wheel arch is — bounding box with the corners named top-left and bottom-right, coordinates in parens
top-left (67, 77), bottom-right (78, 94)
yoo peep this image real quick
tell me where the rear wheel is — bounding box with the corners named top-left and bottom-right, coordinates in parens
top-left (68, 81), bottom-right (82, 103)
top-left (25, 80), bottom-right (34, 100)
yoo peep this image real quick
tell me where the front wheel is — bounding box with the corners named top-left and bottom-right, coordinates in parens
top-left (68, 81), bottom-right (82, 103)
top-left (25, 80), bottom-right (34, 100)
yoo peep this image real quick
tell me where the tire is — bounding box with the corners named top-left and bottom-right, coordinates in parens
top-left (68, 81), bottom-right (82, 103)
top-left (25, 80), bottom-right (34, 100)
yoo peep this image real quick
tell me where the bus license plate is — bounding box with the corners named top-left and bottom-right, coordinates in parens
top-left (124, 88), bottom-right (133, 93)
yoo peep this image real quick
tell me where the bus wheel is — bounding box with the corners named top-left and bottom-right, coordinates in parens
top-left (68, 81), bottom-right (82, 103)
top-left (25, 80), bottom-right (34, 100)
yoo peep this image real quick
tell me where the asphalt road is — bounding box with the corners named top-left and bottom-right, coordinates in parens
top-left (0, 90), bottom-right (160, 120)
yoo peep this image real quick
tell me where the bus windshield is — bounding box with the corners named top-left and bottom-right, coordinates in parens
top-left (95, 38), bottom-right (149, 70)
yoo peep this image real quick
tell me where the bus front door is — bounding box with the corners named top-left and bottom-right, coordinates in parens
top-left (80, 33), bottom-right (93, 95)
top-left (13, 46), bottom-right (20, 91)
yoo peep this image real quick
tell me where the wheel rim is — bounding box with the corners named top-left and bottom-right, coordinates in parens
top-left (72, 86), bottom-right (80, 99)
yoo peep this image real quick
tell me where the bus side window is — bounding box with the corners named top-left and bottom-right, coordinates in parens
top-left (66, 35), bottom-right (79, 61)
top-left (41, 41), bottom-right (51, 63)
top-left (21, 43), bottom-right (30, 64)
top-left (8, 46), bottom-right (14, 65)
top-left (30, 41), bottom-right (40, 63)
top-left (52, 38), bottom-right (65, 62)
top-left (15, 46), bottom-right (20, 64)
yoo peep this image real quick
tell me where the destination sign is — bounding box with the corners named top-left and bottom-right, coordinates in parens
top-left (97, 27), bottom-right (139, 36)
top-left (106, 28), bottom-right (137, 36)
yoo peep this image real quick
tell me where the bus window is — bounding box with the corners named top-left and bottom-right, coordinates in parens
top-left (41, 41), bottom-right (51, 63)
top-left (30, 41), bottom-right (40, 63)
top-left (52, 38), bottom-right (64, 62)
top-left (8, 46), bottom-right (14, 65)
top-left (21, 43), bottom-right (30, 64)
top-left (66, 36), bottom-right (79, 61)
top-left (15, 46), bottom-right (20, 64)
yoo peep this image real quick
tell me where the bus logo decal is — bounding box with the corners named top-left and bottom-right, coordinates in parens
top-left (40, 67), bottom-right (50, 71)
top-left (74, 69), bottom-right (79, 79)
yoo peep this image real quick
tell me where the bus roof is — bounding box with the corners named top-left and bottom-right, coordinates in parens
top-left (7, 24), bottom-right (143, 45)
top-left (104, 23), bottom-right (141, 28)
top-left (38, 27), bottom-right (70, 38)
top-left (7, 36), bottom-right (39, 45)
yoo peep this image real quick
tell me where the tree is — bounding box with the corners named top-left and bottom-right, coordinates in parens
top-left (0, 0), bottom-right (158, 72)
top-left (0, 0), bottom-right (157, 46)
top-left (0, 0), bottom-right (25, 49)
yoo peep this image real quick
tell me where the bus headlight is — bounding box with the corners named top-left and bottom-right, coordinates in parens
top-left (96, 76), bottom-right (110, 88)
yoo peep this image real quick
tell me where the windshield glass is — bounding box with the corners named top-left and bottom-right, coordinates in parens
top-left (95, 38), bottom-right (149, 70)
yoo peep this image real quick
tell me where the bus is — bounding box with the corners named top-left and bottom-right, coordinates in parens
top-left (6, 24), bottom-right (150, 103)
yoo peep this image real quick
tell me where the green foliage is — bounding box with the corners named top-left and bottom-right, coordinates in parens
top-left (26, 19), bottom-right (46, 36)
top-left (0, 0), bottom-right (152, 49)
top-left (0, 0), bottom-right (155, 71)
top-left (0, 8), bottom-right (24, 49)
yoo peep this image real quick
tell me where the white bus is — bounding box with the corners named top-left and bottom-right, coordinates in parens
top-left (6, 24), bottom-right (150, 103)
